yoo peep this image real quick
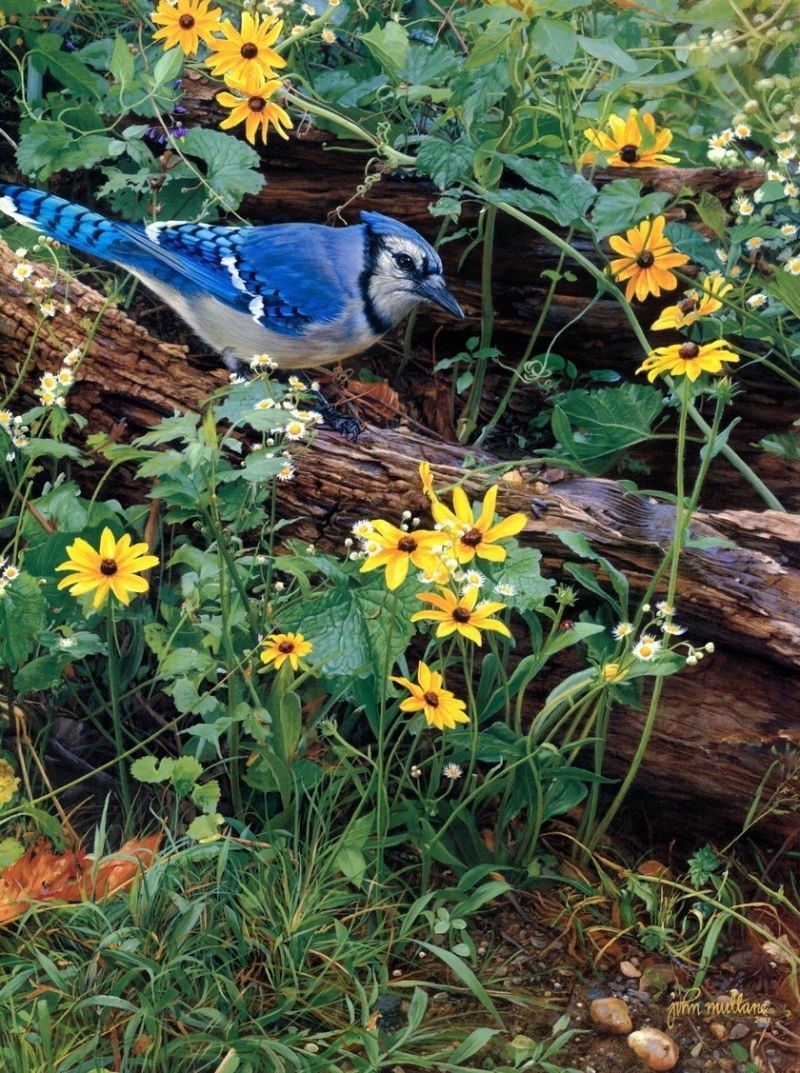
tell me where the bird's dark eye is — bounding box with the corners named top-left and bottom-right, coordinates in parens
top-left (393, 252), bottom-right (415, 271)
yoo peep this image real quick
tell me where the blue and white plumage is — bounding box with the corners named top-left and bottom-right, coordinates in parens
top-left (0, 183), bottom-right (464, 370)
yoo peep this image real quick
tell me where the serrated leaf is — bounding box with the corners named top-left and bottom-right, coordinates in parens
top-left (170, 756), bottom-right (203, 796)
top-left (191, 780), bottom-right (221, 813)
top-left (590, 178), bottom-right (671, 239)
top-left (179, 128), bottom-right (265, 207)
top-left (0, 575), bottom-right (47, 669)
top-left (187, 813), bottom-right (223, 841)
top-left (16, 122), bottom-right (123, 182)
top-left (20, 439), bottom-right (85, 463)
top-left (492, 547), bottom-right (553, 611)
top-left (416, 135), bottom-right (474, 189)
top-left (548, 383), bottom-right (665, 475)
top-left (492, 155), bottom-right (596, 225)
top-left (131, 756), bottom-right (175, 784)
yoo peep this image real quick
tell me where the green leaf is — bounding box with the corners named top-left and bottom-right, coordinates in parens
top-left (20, 439), bottom-right (85, 463)
top-left (191, 780), bottom-right (221, 814)
top-left (532, 18), bottom-right (577, 65)
top-left (179, 128), bottom-right (265, 208)
top-left (465, 23), bottom-right (513, 70)
top-left (547, 383), bottom-right (666, 475)
top-left (416, 135), bottom-right (475, 189)
top-left (764, 267), bottom-right (800, 318)
top-left (109, 32), bottom-right (136, 86)
top-left (280, 573), bottom-right (419, 679)
top-left (577, 34), bottom-right (637, 72)
top-left (13, 656), bottom-right (64, 695)
top-left (151, 44), bottom-right (185, 92)
top-left (0, 839), bottom-right (24, 869)
top-left (695, 191), bottom-right (727, 239)
top-left (187, 813), bottom-right (223, 841)
top-left (663, 220), bottom-right (718, 272)
top-left (16, 121), bottom-right (124, 182)
top-left (415, 942), bottom-right (504, 1026)
top-left (590, 178), bottom-right (671, 239)
top-left (448, 1027), bottom-right (499, 1062)
top-left (492, 547), bottom-right (553, 611)
top-left (32, 36), bottom-right (106, 99)
top-left (492, 155), bottom-right (596, 226)
top-left (171, 756), bottom-right (203, 796)
top-left (131, 756), bottom-right (175, 784)
top-left (360, 21), bottom-right (409, 74)
top-left (0, 575), bottom-right (47, 669)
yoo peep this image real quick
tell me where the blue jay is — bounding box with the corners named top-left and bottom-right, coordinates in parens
top-left (0, 183), bottom-right (464, 372)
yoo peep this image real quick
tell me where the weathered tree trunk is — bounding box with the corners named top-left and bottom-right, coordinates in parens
top-left (7, 113), bottom-right (797, 509)
top-left (1, 238), bottom-right (798, 846)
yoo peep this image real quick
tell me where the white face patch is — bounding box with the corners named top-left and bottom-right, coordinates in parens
top-left (382, 235), bottom-right (425, 276)
top-left (0, 196), bottom-right (38, 231)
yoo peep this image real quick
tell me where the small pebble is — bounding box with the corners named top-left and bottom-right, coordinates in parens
top-left (709, 1022), bottom-right (727, 1040)
top-left (621, 960), bottom-right (642, 978)
top-left (590, 997), bottom-right (633, 1034)
top-left (728, 1022), bottom-right (749, 1040)
top-left (627, 1027), bottom-right (679, 1070)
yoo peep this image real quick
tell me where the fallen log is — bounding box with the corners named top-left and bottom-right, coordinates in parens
top-left (0, 240), bottom-right (798, 847)
top-left (3, 118), bottom-right (797, 509)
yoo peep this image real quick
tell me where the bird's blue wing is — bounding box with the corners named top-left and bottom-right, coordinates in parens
top-left (143, 222), bottom-right (363, 337)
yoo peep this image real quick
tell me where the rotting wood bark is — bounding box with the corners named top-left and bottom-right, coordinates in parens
top-left (1, 239), bottom-right (798, 845)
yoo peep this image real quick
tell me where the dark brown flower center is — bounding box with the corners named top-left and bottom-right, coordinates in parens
top-left (241, 42), bottom-right (259, 59)
top-left (460, 528), bottom-right (483, 548)
top-left (278, 640), bottom-right (295, 654)
top-left (397, 536), bottom-right (417, 553)
top-left (423, 691), bottom-right (439, 707)
top-left (100, 558), bottom-right (118, 577)
top-left (248, 96), bottom-right (266, 112)
top-left (636, 251), bottom-right (655, 268)
top-left (452, 608), bottom-right (472, 624)
top-left (179, 13), bottom-right (195, 29)
top-left (620, 144), bottom-right (639, 163)
top-left (678, 341), bottom-right (700, 360)
top-left (678, 298), bottom-right (698, 314)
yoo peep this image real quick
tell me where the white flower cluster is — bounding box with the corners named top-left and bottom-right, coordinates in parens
top-left (0, 557), bottom-right (20, 596)
top-left (35, 348), bottom-right (81, 408)
top-left (0, 409), bottom-right (29, 459)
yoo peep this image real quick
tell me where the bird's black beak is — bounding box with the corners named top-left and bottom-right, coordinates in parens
top-left (416, 276), bottom-right (465, 320)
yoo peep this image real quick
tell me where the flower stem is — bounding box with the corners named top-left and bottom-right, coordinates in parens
top-left (107, 604), bottom-right (132, 830)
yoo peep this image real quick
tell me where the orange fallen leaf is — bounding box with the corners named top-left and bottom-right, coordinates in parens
top-left (0, 834), bottom-right (161, 925)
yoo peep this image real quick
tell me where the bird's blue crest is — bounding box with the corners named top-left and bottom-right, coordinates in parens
top-left (359, 211), bottom-right (438, 256)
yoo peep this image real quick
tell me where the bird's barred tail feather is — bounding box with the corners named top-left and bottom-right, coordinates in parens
top-left (0, 183), bottom-right (137, 263)
top-left (0, 183), bottom-right (247, 306)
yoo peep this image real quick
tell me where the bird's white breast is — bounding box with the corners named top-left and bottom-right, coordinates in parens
top-left (134, 273), bottom-right (379, 368)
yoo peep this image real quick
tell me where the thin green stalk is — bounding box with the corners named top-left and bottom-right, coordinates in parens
top-left (106, 604), bottom-right (132, 830)
top-left (457, 205), bottom-right (497, 443)
top-left (588, 377), bottom-right (692, 851)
